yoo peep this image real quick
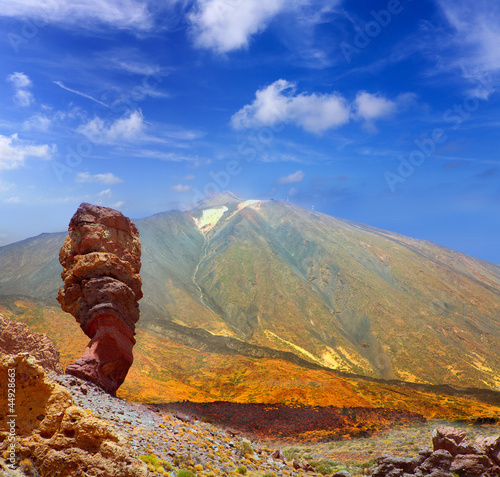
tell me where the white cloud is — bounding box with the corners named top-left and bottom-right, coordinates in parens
top-left (231, 80), bottom-right (350, 134)
top-left (0, 134), bottom-right (53, 170)
top-left (278, 170), bottom-right (305, 184)
top-left (436, 0), bottom-right (500, 76)
top-left (171, 184), bottom-right (193, 193)
top-left (76, 172), bottom-right (123, 184)
top-left (23, 114), bottom-right (52, 131)
top-left (98, 189), bottom-right (112, 197)
top-left (13, 90), bottom-right (34, 107)
top-left (189, 0), bottom-right (288, 53)
top-left (185, 174), bottom-right (195, 180)
top-left (77, 110), bottom-right (145, 144)
top-left (354, 92), bottom-right (397, 122)
top-left (0, 0), bottom-right (158, 31)
top-left (233, 81), bottom-right (413, 134)
top-left (7, 72), bottom-right (31, 89)
top-left (7, 72), bottom-right (34, 107)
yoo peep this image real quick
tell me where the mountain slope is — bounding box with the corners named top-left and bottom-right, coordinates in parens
top-left (1, 192), bottom-right (500, 393)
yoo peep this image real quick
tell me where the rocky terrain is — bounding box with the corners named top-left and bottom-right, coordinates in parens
top-left (2, 351), bottom-right (499, 477)
top-left (0, 316), bottom-right (62, 374)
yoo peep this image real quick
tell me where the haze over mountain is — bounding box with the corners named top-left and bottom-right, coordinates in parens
top-left (1, 192), bottom-right (500, 395)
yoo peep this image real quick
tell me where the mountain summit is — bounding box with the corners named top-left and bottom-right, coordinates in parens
top-left (1, 194), bottom-right (500, 398)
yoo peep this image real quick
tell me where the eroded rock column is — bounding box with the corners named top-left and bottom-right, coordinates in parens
top-left (57, 202), bottom-right (142, 396)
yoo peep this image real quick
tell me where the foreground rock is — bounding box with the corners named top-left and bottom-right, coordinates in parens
top-left (0, 314), bottom-right (63, 374)
top-left (371, 425), bottom-right (500, 476)
top-left (57, 202), bottom-right (142, 396)
top-left (0, 352), bottom-right (147, 476)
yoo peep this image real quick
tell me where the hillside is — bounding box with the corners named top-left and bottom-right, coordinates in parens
top-left (1, 192), bottom-right (500, 402)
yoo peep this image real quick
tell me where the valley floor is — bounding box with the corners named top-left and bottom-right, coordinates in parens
top-left (26, 373), bottom-right (498, 477)
top-left (268, 421), bottom-right (500, 473)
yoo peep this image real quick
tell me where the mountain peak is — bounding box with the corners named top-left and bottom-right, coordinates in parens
top-left (193, 191), bottom-right (243, 209)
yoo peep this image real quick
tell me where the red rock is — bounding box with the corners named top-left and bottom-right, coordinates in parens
top-left (300, 460), bottom-right (314, 471)
top-left (451, 454), bottom-right (500, 477)
top-left (432, 426), bottom-right (480, 456)
top-left (0, 314), bottom-right (63, 374)
top-left (57, 203), bottom-right (142, 396)
top-left (271, 447), bottom-right (285, 460)
top-left (476, 435), bottom-right (500, 466)
top-left (175, 412), bottom-right (193, 423)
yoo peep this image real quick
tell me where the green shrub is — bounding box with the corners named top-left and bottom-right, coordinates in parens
top-left (177, 471), bottom-right (196, 477)
top-left (237, 466), bottom-right (247, 475)
top-left (237, 440), bottom-right (253, 457)
top-left (140, 454), bottom-right (159, 465)
top-left (310, 460), bottom-right (338, 475)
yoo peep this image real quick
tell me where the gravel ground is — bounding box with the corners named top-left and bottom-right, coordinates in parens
top-left (49, 373), bottom-right (353, 477)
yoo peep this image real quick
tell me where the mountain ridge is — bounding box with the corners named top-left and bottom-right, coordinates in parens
top-left (1, 192), bottom-right (500, 397)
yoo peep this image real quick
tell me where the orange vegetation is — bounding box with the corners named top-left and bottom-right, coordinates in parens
top-left (2, 301), bottom-right (500, 424)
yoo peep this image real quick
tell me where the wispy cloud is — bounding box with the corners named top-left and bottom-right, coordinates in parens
top-left (22, 114), bottom-right (52, 131)
top-left (435, 0), bottom-right (500, 78)
top-left (54, 81), bottom-right (109, 108)
top-left (0, 0), bottom-right (158, 31)
top-left (7, 72), bottom-right (34, 107)
top-left (0, 134), bottom-right (54, 170)
top-left (76, 172), bottom-right (123, 184)
top-left (171, 184), bottom-right (193, 193)
top-left (278, 170), bottom-right (305, 184)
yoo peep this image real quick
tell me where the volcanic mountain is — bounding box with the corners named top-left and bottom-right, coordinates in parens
top-left (1, 192), bottom-right (500, 408)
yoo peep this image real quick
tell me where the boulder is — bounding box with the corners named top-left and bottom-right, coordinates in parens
top-left (370, 427), bottom-right (500, 477)
top-left (0, 352), bottom-right (147, 476)
top-left (432, 426), bottom-right (480, 456)
top-left (57, 203), bottom-right (142, 396)
top-left (0, 315), bottom-right (63, 374)
top-left (450, 454), bottom-right (500, 477)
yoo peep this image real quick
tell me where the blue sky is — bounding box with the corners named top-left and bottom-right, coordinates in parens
top-left (0, 0), bottom-right (499, 263)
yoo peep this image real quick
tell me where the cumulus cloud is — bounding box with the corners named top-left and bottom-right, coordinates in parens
top-left (0, 134), bottom-right (53, 170)
top-left (77, 110), bottom-right (145, 144)
top-left (0, 0), bottom-right (158, 31)
top-left (76, 172), bottom-right (123, 184)
top-left (189, 0), bottom-right (288, 53)
top-left (171, 184), bottom-right (193, 193)
top-left (7, 72), bottom-right (34, 107)
top-left (231, 80), bottom-right (350, 134)
top-left (436, 0), bottom-right (500, 77)
top-left (278, 170), bottom-right (305, 184)
top-left (354, 92), bottom-right (397, 121)
top-left (232, 80), bottom-right (413, 134)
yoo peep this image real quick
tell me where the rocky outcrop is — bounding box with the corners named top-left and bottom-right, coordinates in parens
top-left (371, 426), bottom-right (500, 476)
top-left (57, 203), bottom-right (142, 396)
top-left (0, 314), bottom-right (63, 374)
top-left (0, 352), bottom-right (147, 476)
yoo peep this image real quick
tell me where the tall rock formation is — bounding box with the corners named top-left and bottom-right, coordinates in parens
top-left (57, 203), bottom-right (142, 396)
